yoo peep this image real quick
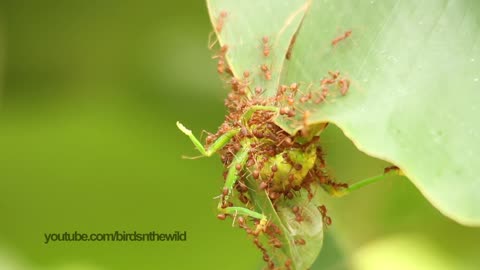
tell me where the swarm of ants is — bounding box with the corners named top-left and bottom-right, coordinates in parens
top-left (180, 10), bottom-right (354, 270)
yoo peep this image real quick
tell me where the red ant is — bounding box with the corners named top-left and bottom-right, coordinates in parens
top-left (231, 70), bottom-right (251, 95)
top-left (294, 238), bottom-right (306, 245)
top-left (317, 205), bottom-right (327, 216)
top-left (259, 181), bottom-right (268, 190)
top-left (328, 70), bottom-right (340, 79)
top-left (252, 169), bottom-right (260, 179)
top-left (299, 91), bottom-right (312, 103)
top-left (216, 11), bottom-right (228, 33)
top-left (286, 96), bottom-right (295, 106)
top-left (271, 164), bottom-right (278, 173)
top-left (262, 36), bottom-right (271, 57)
top-left (285, 259), bottom-right (292, 270)
top-left (290, 83), bottom-right (299, 92)
top-left (314, 87), bottom-right (328, 104)
top-left (324, 216), bottom-right (332, 226)
top-left (254, 86), bottom-right (263, 95)
top-left (338, 78), bottom-right (350, 96)
top-left (292, 206), bottom-right (304, 223)
top-left (295, 211), bottom-right (304, 223)
top-left (321, 70), bottom-right (340, 86)
top-left (217, 59), bottom-right (226, 74)
top-left (268, 191), bottom-right (280, 200)
top-left (321, 77), bottom-right (336, 86)
top-left (237, 216), bottom-right (247, 229)
top-left (317, 204), bottom-right (333, 226)
top-left (331, 30), bottom-right (352, 46)
top-left (213, 45), bottom-right (229, 75)
top-left (384, 165), bottom-right (400, 174)
top-left (260, 64), bottom-right (272, 80)
top-left (269, 237), bottom-right (282, 248)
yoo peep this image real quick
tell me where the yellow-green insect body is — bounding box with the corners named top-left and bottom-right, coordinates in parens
top-left (260, 143), bottom-right (317, 192)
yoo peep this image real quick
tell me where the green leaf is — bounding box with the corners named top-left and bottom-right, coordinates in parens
top-left (277, 0), bottom-right (480, 226)
top-left (207, 0), bottom-right (310, 92)
top-left (206, 0), bottom-right (480, 268)
top-left (208, 0), bottom-right (480, 226)
top-left (246, 177), bottom-right (324, 270)
top-left (207, 1), bottom-right (325, 269)
top-left (274, 187), bottom-right (324, 269)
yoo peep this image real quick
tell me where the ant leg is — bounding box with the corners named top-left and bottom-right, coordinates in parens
top-left (176, 121), bottom-right (239, 157)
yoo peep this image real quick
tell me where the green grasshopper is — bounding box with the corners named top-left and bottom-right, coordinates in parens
top-left (177, 75), bottom-right (402, 270)
top-left (176, 100), bottom-right (334, 233)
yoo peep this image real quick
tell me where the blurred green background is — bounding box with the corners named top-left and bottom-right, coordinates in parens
top-left (0, 1), bottom-right (479, 270)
